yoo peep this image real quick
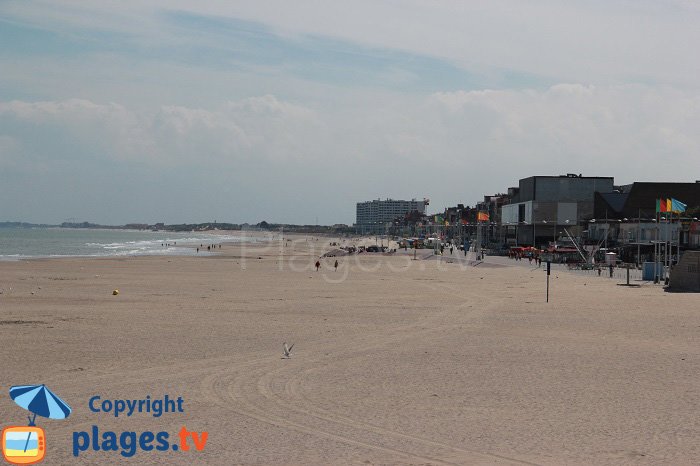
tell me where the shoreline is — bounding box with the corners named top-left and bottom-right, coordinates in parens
top-left (0, 229), bottom-right (295, 262)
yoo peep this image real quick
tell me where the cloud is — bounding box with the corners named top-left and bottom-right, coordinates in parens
top-left (426, 84), bottom-right (700, 185)
top-left (4, 1), bottom-right (700, 88)
top-left (150, 96), bottom-right (319, 164)
top-left (0, 95), bottom-right (319, 166)
top-left (1, 83), bottom-right (699, 224)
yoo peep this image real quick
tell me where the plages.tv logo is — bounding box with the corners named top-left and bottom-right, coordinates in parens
top-left (2, 384), bottom-right (72, 465)
top-left (72, 394), bottom-right (208, 458)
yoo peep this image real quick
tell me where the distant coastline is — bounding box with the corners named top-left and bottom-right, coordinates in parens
top-left (0, 221), bottom-right (354, 235)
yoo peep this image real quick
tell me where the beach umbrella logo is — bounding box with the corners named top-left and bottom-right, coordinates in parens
top-left (2, 384), bottom-right (72, 465)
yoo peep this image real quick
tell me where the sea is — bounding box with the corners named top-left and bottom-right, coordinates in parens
top-left (0, 228), bottom-right (264, 260)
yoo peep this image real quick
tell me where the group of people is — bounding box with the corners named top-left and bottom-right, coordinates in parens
top-left (315, 259), bottom-right (339, 271)
top-left (196, 243), bottom-right (221, 253)
top-left (510, 251), bottom-right (543, 266)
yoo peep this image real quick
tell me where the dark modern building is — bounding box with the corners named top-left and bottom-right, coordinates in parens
top-left (590, 181), bottom-right (700, 262)
top-left (594, 181), bottom-right (700, 220)
top-left (501, 174), bottom-right (615, 246)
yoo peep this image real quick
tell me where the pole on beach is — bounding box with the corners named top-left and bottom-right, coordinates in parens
top-left (637, 208), bottom-right (641, 267)
top-left (546, 261), bottom-right (551, 303)
top-left (654, 211), bottom-right (659, 284)
top-left (665, 214), bottom-right (669, 284)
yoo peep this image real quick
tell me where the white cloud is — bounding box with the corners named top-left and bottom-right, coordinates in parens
top-left (2, 1), bottom-right (699, 222)
top-left (0, 95), bottom-right (320, 166)
top-left (425, 84), bottom-right (700, 181)
top-left (1, 83), bottom-right (699, 224)
top-left (5, 1), bottom-right (700, 87)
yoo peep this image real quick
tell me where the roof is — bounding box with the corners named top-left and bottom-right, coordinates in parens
top-left (521, 174), bottom-right (614, 181)
top-left (595, 182), bottom-right (700, 219)
top-left (597, 192), bottom-right (628, 213)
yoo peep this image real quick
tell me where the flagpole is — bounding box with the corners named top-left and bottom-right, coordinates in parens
top-left (675, 208), bottom-right (679, 266)
top-left (665, 205), bottom-right (669, 282)
top-left (676, 209), bottom-right (679, 265)
top-left (637, 208), bottom-right (641, 267)
top-left (664, 208), bottom-right (667, 279)
top-left (654, 206), bottom-right (659, 284)
top-left (676, 209), bottom-right (679, 264)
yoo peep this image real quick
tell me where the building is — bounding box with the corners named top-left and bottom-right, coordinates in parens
top-left (355, 198), bottom-right (428, 234)
top-left (594, 181), bottom-right (700, 220)
top-left (500, 174), bottom-right (615, 247)
top-left (591, 181), bottom-right (700, 263)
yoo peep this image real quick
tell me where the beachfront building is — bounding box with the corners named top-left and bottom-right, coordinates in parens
top-left (355, 198), bottom-right (428, 234)
top-left (591, 181), bottom-right (700, 263)
top-left (593, 181), bottom-right (700, 221)
top-left (500, 174), bottom-right (615, 247)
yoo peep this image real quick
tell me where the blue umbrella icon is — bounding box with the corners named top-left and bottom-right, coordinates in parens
top-left (9, 384), bottom-right (72, 452)
top-left (10, 384), bottom-right (72, 425)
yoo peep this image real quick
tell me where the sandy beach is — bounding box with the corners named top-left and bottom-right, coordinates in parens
top-left (1, 237), bottom-right (699, 465)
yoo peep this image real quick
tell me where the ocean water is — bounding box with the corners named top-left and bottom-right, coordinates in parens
top-left (0, 228), bottom-right (263, 260)
top-left (4, 431), bottom-right (38, 456)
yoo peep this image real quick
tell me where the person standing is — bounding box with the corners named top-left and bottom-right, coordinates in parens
top-left (315, 260), bottom-right (321, 271)
top-left (334, 260), bottom-right (339, 271)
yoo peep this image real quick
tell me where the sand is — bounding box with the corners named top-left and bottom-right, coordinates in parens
top-left (0, 236), bottom-right (699, 465)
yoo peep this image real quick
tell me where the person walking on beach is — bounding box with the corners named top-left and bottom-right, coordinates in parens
top-left (315, 260), bottom-right (321, 271)
top-left (334, 260), bottom-right (339, 271)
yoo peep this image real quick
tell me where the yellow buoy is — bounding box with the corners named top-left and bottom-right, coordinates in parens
top-left (112, 289), bottom-right (119, 295)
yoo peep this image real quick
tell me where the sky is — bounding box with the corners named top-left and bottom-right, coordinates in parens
top-left (1, 0), bottom-right (699, 225)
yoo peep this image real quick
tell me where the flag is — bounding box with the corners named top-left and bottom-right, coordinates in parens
top-left (656, 198), bottom-right (670, 213)
top-left (671, 198), bottom-right (687, 213)
top-left (477, 211), bottom-right (489, 222)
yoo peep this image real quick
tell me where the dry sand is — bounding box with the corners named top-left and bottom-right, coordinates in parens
top-left (0, 237), bottom-right (699, 465)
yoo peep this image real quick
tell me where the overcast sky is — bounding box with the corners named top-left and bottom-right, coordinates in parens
top-left (1, 1), bottom-right (699, 225)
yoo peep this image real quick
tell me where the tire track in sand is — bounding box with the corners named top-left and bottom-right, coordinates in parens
top-left (201, 281), bottom-right (538, 465)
